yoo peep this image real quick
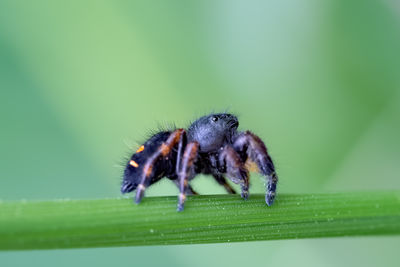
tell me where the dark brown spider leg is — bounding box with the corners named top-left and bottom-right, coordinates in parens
top-left (173, 180), bottom-right (199, 195)
top-left (213, 174), bottom-right (237, 194)
top-left (175, 128), bottom-right (187, 177)
top-left (233, 131), bottom-right (278, 206)
top-left (135, 129), bottom-right (185, 204)
top-left (219, 145), bottom-right (249, 199)
top-left (187, 185), bottom-right (199, 195)
top-left (177, 142), bottom-right (199, 211)
top-left (174, 130), bottom-right (198, 195)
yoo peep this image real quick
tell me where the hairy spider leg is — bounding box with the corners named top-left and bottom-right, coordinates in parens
top-left (187, 185), bottom-right (199, 195)
top-left (173, 131), bottom-right (199, 195)
top-left (135, 129), bottom-right (185, 204)
top-left (176, 129), bottom-right (187, 174)
top-left (233, 131), bottom-right (278, 206)
top-left (173, 180), bottom-right (199, 195)
top-left (213, 174), bottom-right (237, 194)
top-left (177, 142), bottom-right (199, 211)
top-left (219, 145), bottom-right (249, 199)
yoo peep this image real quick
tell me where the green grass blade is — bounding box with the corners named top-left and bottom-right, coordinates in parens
top-left (0, 192), bottom-right (399, 250)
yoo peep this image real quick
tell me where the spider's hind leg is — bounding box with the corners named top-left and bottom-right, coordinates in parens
top-left (177, 142), bottom-right (199, 211)
top-left (233, 131), bottom-right (278, 206)
top-left (135, 129), bottom-right (185, 204)
top-left (173, 180), bottom-right (199, 195)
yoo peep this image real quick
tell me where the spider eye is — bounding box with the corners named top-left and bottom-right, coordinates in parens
top-left (211, 116), bottom-right (218, 122)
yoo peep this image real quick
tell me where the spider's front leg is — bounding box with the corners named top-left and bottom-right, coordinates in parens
top-left (219, 145), bottom-right (249, 199)
top-left (177, 142), bottom-right (199, 211)
top-left (233, 131), bottom-right (278, 206)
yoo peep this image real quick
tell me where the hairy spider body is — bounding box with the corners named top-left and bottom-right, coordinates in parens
top-left (121, 113), bottom-right (278, 211)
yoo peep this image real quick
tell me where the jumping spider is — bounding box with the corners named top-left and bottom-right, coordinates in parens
top-left (121, 113), bottom-right (278, 211)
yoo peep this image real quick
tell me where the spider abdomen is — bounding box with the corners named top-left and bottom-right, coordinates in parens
top-left (121, 131), bottom-right (176, 193)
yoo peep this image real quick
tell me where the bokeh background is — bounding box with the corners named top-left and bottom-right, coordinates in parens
top-left (1, 0), bottom-right (400, 266)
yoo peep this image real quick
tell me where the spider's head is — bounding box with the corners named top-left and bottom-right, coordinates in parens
top-left (188, 113), bottom-right (239, 152)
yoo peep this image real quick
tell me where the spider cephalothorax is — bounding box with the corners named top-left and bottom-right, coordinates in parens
top-left (121, 113), bottom-right (278, 211)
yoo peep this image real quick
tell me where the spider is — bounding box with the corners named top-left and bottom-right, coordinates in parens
top-left (121, 113), bottom-right (278, 211)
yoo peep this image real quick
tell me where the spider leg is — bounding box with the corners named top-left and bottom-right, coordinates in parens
top-left (174, 130), bottom-right (198, 195)
top-left (187, 185), bottom-right (199, 195)
top-left (135, 129), bottom-right (185, 204)
top-left (233, 131), bottom-right (278, 206)
top-left (177, 142), bottom-right (199, 211)
top-left (175, 127), bottom-right (187, 177)
top-left (219, 145), bottom-right (249, 199)
top-left (173, 180), bottom-right (199, 195)
top-left (213, 174), bottom-right (237, 194)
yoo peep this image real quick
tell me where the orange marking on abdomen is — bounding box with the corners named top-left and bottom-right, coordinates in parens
top-left (130, 160), bottom-right (139, 168)
top-left (136, 145), bottom-right (145, 153)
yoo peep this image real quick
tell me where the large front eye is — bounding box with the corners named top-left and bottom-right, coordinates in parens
top-left (211, 116), bottom-right (218, 122)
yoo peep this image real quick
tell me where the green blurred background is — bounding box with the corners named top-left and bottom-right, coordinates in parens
top-left (1, 0), bottom-right (400, 266)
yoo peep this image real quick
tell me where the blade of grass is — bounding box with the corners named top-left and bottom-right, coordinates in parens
top-left (0, 192), bottom-right (399, 250)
